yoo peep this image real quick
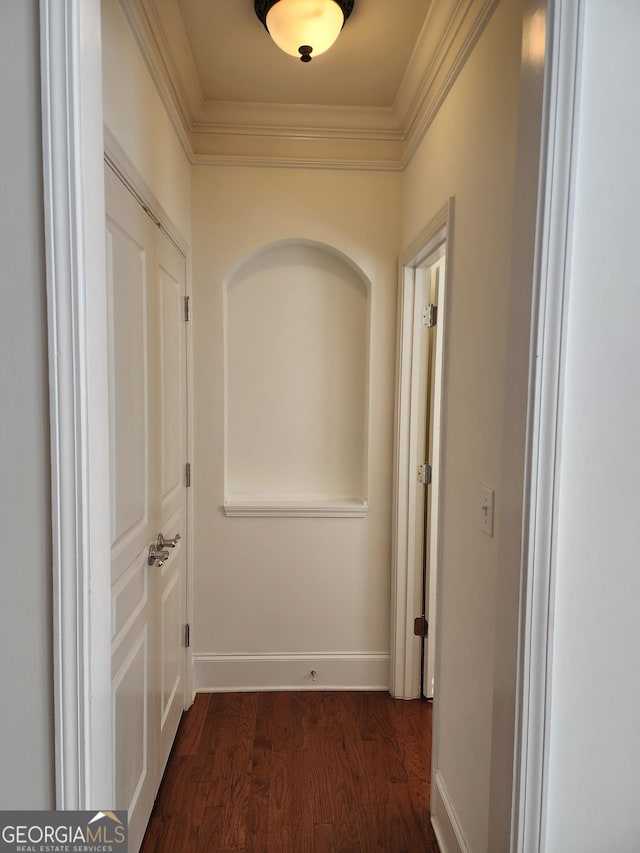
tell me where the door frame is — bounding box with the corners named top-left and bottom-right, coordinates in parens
top-left (41, 0), bottom-right (194, 810)
top-left (103, 127), bottom-right (195, 716)
top-left (511, 0), bottom-right (583, 848)
top-left (390, 199), bottom-right (453, 701)
top-left (40, 0), bottom-right (112, 807)
top-left (43, 0), bottom-right (580, 847)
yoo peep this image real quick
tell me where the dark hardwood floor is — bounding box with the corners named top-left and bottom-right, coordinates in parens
top-left (141, 691), bottom-right (440, 852)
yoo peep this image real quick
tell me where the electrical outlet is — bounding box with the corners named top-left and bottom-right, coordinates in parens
top-left (480, 486), bottom-right (494, 537)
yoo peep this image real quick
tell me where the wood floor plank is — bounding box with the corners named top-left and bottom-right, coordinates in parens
top-left (312, 821), bottom-right (337, 853)
top-left (142, 777), bottom-right (210, 852)
top-left (205, 718), bottom-right (241, 806)
top-left (220, 695), bottom-right (257, 850)
top-left (141, 691), bottom-right (440, 852)
top-left (266, 750), bottom-right (293, 852)
top-left (306, 695), bottom-right (340, 826)
top-left (174, 691), bottom-right (210, 757)
top-left (287, 748), bottom-right (314, 853)
top-left (195, 805), bottom-right (225, 852)
top-left (244, 739), bottom-right (271, 853)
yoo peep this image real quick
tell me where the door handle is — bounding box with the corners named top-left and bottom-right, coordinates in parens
top-left (156, 532), bottom-right (181, 550)
top-left (148, 545), bottom-right (170, 568)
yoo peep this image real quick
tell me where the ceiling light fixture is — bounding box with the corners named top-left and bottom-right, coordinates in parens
top-left (254, 0), bottom-right (354, 63)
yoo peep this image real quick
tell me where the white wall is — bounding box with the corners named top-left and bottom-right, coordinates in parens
top-left (225, 242), bottom-right (369, 501)
top-left (545, 2), bottom-right (640, 849)
top-left (0, 0), bottom-right (55, 808)
top-left (101, 0), bottom-right (191, 240)
top-left (488, 2), bottom-right (547, 847)
top-left (191, 166), bottom-right (401, 689)
top-left (401, 1), bottom-right (525, 850)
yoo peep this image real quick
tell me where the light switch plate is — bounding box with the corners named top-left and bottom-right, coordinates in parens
top-left (480, 486), bottom-right (494, 537)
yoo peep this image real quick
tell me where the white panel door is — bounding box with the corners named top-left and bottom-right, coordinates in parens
top-left (156, 233), bottom-right (187, 774)
top-left (422, 257), bottom-right (444, 700)
top-left (105, 164), bottom-right (187, 853)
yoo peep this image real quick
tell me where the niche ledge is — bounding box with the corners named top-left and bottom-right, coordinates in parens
top-left (223, 495), bottom-right (368, 518)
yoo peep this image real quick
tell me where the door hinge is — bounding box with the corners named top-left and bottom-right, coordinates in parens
top-left (414, 616), bottom-right (429, 638)
top-left (422, 304), bottom-right (437, 327)
top-left (184, 623), bottom-right (190, 648)
top-left (185, 462), bottom-right (191, 487)
top-left (418, 462), bottom-right (432, 485)
top-left (184, 296), bottom-right (190, 322)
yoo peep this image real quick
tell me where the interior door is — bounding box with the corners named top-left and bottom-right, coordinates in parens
top-left (421, 256), bottom-right (444, 700)
top-left (105, 163), bottom-right (187, 852)
top-left (156, 224), bottom-right (188, 772)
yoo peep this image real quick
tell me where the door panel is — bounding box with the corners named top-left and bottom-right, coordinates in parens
top-left (111, 552), bottom-right (148, 653)
top-left (160, 570), bottom-right (182, 723)
top-left (112, 629), bottom-right (149, 821)
top-left (106, 168), bottom-right (159, 852)
top-left (421, 255), bottom-right (444, 700)
top-left (159, 264), bottom-right (185, 503)
top-left (157, 539), bottom-right (185, 769)
top-left (106, 163), bottom-right (187, 853)
top-left (106, 224), bottom-right (150, 563)
top-left (156, 237), bottom-right (187, 773)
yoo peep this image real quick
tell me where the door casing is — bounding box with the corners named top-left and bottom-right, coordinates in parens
top-left (390, 199), bottom-right (453, 703)
top-left (105, 153), bottom-right (191, 850)
top-left (43, 1), bottom-right (575, 850)
top-left (104, 127), bottom-right (195, 716)
top-left (40, 0), bottom-right (193, 809)
top-left (41, 0), bottom-right (112, 808)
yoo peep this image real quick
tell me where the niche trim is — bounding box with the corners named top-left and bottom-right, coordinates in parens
top-left (223, 239), bottom-right (370, 517)
top-left (223, 495), bottom-right (368, 518)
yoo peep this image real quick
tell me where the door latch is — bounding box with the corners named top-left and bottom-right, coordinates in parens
top-left (148, 545), bottom-right (170, 568)
top-left (157, 532), bottom-right (181, 550)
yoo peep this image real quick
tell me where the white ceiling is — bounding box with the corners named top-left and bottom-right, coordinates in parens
top-left (123, 0), bottom-right (498, 166)
top-left (176, 0), bottom-right (433, 108)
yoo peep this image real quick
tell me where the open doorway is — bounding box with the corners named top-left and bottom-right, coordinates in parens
top-left (391, 200), bottom-right (452, 703)
top-left (418, 250), bottom-right (445, 699)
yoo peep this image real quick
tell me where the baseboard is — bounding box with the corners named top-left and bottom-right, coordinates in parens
top-left (431, 770), bottom-right (471, 853)
top-left (193, 652), bottom-right (389, 692)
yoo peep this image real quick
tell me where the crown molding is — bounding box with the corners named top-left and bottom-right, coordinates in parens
top-left (189, 133), bottom-right (404, 171)
top-left (196, 100), bottom-right (402, 139)
top-left (117, 0), bottom-right (197, 160)
top-left (119, 0), bottom-right (501, 170)
top-left (191, 154), bottom-right (404, 172)
top-left (190, 152), bottom-right (404, 173)
top-left (396, 0), bottom-right (501, 166)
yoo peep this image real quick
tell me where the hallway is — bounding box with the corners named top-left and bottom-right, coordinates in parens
top-left (142, 692), bottom-right (439, 852)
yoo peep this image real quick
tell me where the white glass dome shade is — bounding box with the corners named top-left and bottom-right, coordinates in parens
top-left (264, 0), bottom-right (347, 62)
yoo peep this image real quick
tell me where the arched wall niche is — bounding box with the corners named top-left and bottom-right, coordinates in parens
top-left (223, 239), bottom-right (370, 517)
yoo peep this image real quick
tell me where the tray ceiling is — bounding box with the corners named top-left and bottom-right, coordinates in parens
top-left (177, 0), bottom-right (431, 108)
top-left (120, 0), bottom-right (500, 167)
